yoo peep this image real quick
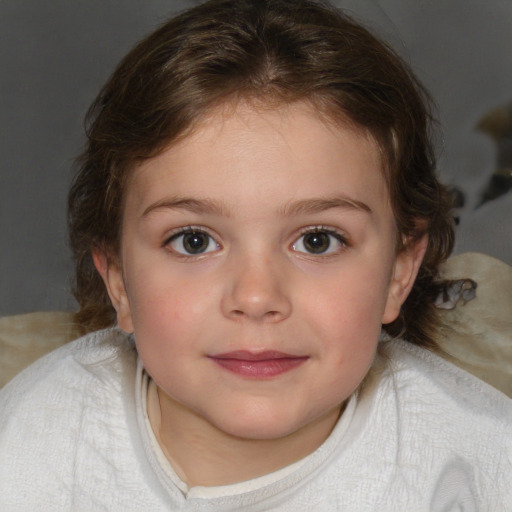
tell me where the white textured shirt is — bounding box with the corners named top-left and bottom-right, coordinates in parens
top-left (1, 328), bottom-right (511, 511)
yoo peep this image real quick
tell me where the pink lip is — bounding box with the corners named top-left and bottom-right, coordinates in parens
top-left (208, 351), bottom-right (309, 378)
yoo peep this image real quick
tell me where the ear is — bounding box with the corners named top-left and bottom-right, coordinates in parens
top-left (92, 249), bottom-right (134, 333)
top-left (382, 234), bottom-right (428, 324)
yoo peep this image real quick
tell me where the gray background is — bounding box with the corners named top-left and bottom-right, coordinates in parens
top-left (1, 0), bottom-right (512, 316)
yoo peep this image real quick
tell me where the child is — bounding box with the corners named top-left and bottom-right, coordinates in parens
top-left (1, 0), bottom-right (511, 509)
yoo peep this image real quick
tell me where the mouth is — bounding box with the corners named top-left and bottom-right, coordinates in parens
top-left (208, 350), bottom-right (309, 378)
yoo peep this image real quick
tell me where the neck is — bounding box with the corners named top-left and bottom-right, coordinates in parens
top-left (148, 384), bottom-right (343, 488)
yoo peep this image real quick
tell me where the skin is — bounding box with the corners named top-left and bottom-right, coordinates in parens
top-left (95, 101), bottom-right (427, 487)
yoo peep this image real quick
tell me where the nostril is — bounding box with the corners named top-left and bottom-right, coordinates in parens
top-left (229, 309), bottom-right (282, 321)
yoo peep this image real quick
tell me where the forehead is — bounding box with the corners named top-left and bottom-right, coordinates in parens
top-left (125, 101), bottom-right (390, 220)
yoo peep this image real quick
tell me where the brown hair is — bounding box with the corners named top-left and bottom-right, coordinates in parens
top-left (68, 0), bottom-right (454, 347)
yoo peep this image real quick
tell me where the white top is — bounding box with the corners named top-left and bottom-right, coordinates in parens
top-left (0, 328), bottom-right (511, 511)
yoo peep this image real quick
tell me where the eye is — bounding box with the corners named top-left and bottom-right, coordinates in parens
top-left (167, 229), bottom-right (219, 255)
top-left (292, 229), bottom-right (346, 255)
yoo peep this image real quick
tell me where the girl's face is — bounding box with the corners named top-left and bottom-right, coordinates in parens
top-left (97, 101), bottom-right (424, 442)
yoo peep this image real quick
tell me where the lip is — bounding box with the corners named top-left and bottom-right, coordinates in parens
top-left (208, 350), bottom-right (309, 378)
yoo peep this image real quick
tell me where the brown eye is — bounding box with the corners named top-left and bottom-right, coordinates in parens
top-left (168, 230), bottom-right (219, 255)
top-left (303, 232), bottom-right (331, 253)
top-left (292, 229), bottom-right (346, 255)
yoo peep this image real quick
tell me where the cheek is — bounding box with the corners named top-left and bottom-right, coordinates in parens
top-left (126, 269), bottom-right (216, 346)
top-left (298, 265), bottom-right (391, 380)
top-left (304, 270), bottom-right (390, 332)
top-left (129, 281), bottom-right (211, 389)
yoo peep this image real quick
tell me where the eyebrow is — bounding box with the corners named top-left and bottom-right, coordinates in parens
top-left (280, 196), bottom-right (372, 216)
top-left (142, 195), bottom-right (372, 218)
top-left (142, 197), bottom-right (231, 217)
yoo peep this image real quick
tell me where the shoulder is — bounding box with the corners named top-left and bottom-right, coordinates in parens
top-left (374, 339), bottom-right (512, 507)
top-left (0, 326), bottom-right (138, 429)
top-left (383, 338), bottom-right (512, 421)
top-left (0, 328), bottom-right (140, 506)
top-left (0, 327), bottom-right (138, 436)
top-left (0, 327), bottom-right (137, 407)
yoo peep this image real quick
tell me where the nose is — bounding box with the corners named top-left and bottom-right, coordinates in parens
top-left (221, 256), bottom-right (292, 323)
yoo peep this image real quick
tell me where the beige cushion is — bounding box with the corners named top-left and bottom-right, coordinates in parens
top-left (437, 252), bottom-right (512, 397)
top-left (0, 311), bottom-right (78, 388)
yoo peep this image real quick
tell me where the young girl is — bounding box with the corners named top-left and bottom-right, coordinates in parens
top-left (1, 0), bottom-right (511, 510)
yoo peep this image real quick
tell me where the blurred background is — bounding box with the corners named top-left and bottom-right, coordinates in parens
top-left (1, 0), bottom-right (512, 316)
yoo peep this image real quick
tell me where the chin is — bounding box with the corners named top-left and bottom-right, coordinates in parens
top-left (222, 422), bottom-right (301, 442)
top-left (208, 405), bottom-right (315, 441)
